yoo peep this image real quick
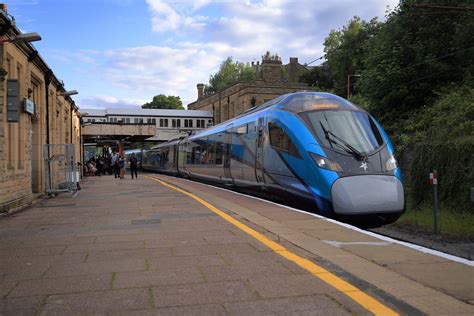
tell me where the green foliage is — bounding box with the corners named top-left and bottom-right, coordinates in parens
top-left (299, 62), bottom-right (334, 90)
top-left (359, 4), bottom-right (474, 125)
top-left (396, 202), bottom-right (474, 239)
top-left (407, 142), bottom-right (473, 210)
top-left (205, 57), bottom-right (256, 95)
top-left (323, 16), bottom-right (381, 96)
top-left (404, 86), bottom-right (474, 144)
top-left (142, 94), bottom-right (184, 110)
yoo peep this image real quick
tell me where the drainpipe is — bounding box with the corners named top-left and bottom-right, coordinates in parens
top-left (44, 69), bottom-right (52, 192)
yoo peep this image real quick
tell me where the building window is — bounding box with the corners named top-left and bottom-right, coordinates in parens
top-left (147, 118), bottom-right (152, 124)
top-left (185, 119), bottom-right (193, 128)
top-left (125, 118), bottom-right (130, 123)
top-left (152, 118), bottom-right (156, 124)
top-left (164, 119), bottom-right (168, 127)
top-left (197, 119), bottom-right (206, 128)
top-left (177, 119), bottom-right (181, 128)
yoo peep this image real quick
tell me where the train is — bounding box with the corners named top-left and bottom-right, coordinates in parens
top-left (139, 92), bottom-right (405, 226)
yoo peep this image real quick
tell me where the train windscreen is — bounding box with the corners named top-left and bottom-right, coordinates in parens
top-left (302, 110), bottom-right (384, 155)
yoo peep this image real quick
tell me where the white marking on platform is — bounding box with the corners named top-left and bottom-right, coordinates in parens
top-left (168, 177), bottom-right (474, 267)
top-left (323, 240), bottom-right (392, 248)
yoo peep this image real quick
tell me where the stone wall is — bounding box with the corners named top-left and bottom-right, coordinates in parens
top-left (0, 25), bottom-right (81, 212)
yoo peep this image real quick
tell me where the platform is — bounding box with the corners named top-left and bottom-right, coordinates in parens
top-left (0, 173), bottom-right (473, 315)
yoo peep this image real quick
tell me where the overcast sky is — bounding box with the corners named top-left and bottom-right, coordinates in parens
top-left (9, 0), bottom-right (399, 109)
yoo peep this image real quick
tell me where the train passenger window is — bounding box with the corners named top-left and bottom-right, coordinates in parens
top-left (215, 142), bottom-right (223, 165)
top-left (236, 124), bottom-right (247, 135)
top-left (208, 143), bottom-right (216, 164)
top-left (191, 146), bottom-right (197, 164)
top-left (186, 144), bottom-right (192, 164)
top-left (200, 145), bottom-right (209, 164)
top-left (268, 122), bottom-right (301, 158)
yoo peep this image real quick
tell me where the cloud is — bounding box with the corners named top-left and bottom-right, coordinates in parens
top-left (79, 95), bottom-right (147, 109)
top-left (74, 0), bottom-right (401, 109)
top-left (99, 45), bottom-right (222, 105)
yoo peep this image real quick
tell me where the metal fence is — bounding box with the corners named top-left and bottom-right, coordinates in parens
top-left (44, 144), bottom-right (78, 194)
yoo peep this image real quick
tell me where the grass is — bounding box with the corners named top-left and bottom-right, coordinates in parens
top-left (394, 202), bottom-right (474, 240)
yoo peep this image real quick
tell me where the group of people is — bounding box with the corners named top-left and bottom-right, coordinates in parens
top-left (85, 152), bottom-right (139, 180)
top-left (110, 152), bottom-right (139, 180)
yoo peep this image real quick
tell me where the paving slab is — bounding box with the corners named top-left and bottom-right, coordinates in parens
top-left (224, 295), bottom-right (355, 316)
top-left (40, 288), bottom-right (151, 314)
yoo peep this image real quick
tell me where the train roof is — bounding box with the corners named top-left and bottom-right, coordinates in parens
top-left (188, 92), bottom-right (364, 140)
top-left (275, 92), bottom-right (360, 112)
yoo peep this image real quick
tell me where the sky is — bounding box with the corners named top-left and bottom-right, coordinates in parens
top-left (8, 0), bottom-right (399, 110)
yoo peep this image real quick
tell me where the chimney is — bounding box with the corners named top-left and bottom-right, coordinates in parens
top-left (197, 83), bottom-right (204, 100)
top-left (261, 51), bottom-right (282, 82)
top-left (290, 57), bottom-right (298, 64)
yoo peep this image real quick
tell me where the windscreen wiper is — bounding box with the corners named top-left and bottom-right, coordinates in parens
top-left (319, 122), bottom-right (366, 161)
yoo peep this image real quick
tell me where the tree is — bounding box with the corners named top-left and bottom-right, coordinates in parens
top-left (359, 2), bottom-right (474, 125)
top-left (142, 94), bottom-right (184, 110)
top-left (205, 57), bottom-right (256, 95)
top-left (299, 62), bottom-right (334, 90)
top-left (323, 17), bottom-right (381, 96)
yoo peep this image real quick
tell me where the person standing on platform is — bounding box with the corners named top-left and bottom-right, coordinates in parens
top-left (119, 155), bottom-right (126, 179)
top-left (130, 153), bottom-right (138, 179)
top-left (111, 151), bottom-right (119, 178)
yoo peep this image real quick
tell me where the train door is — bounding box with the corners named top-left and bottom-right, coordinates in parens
top-left (224, 124), bottom-right (233, 181)
top-left (255, 117), bottom-right (265, 184)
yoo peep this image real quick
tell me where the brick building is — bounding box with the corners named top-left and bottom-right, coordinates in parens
top-left (187, 52), bottom-right (314, 124)
top-left (0, 9), bottom-right (81, 212)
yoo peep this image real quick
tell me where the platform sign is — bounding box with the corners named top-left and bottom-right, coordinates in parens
top-left (24, 99), bottom-right (35, 115)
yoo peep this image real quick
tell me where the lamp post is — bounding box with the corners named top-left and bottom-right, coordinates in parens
top-left (0, 32), bottom-right (41, 44)
top-left (58, 90), bottom-right (79, 144)
top-left (347, 74), bottom-right (361, 99)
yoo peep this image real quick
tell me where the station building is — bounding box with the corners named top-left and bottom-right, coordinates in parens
top-left (0, 8), bottom-right (81, 212)
top-left (188, 52), bottom-right (314, 124)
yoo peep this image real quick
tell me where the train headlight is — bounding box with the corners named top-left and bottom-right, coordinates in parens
top-left (310, 153), bottom-right (343, 172)
top-left (385, 155), bottom-right (398, 171)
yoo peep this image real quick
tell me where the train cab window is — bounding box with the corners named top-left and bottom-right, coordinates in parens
top-left (268, 122), bottom-right (301, 158)
top-left (215, 142), bottom-right (223, 165)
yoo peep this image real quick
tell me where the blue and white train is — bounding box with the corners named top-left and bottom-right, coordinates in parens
top-left (141, 92), bottom-right (405, 226)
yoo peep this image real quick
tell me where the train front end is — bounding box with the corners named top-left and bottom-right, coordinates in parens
top-left (278, 93), bottom-right (405, 225)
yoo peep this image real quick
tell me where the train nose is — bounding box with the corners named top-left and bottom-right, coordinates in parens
top-left (331, 175), bottom-right (404, 214)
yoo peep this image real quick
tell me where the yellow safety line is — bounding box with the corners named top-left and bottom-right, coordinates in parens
top-left (146, 176), bottom-right (399, 316)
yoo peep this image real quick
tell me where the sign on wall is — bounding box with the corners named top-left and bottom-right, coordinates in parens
top-left (24, 99), bottom-right (35, 115)
top-left (7, 79), bottom-right (19, 122)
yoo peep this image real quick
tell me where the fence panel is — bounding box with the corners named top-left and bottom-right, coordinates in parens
top-left (44, 144), bottom-right (77, 194)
